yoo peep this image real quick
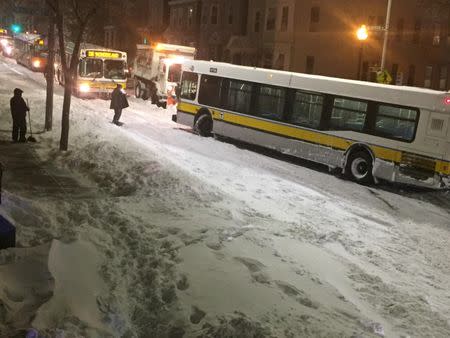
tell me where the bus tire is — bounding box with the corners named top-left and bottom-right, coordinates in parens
top-left (194, 113), bottom-right (213, 137)
top-left (346, 151), bottom-right (374, 184)
top-left (135, 81), bottom-right (142, 98)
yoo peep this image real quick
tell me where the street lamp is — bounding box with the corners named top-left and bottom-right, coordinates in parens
top-left (356, 25), bottom-right (368, 80)
top-left (380, 0), bottom-right (393, 71)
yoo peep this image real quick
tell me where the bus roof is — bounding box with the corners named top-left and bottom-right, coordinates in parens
top-left (183, 60), bottom-right (450, 113)
top-left (13, 33), bottom-right (43, 43)
top-left (65, 41), bottom-right (127, 57)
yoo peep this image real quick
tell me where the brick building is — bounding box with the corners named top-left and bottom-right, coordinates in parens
top-left (163, 0), bottom-right (202, 47)
top-left (236, 0), bottom-right (449, 89)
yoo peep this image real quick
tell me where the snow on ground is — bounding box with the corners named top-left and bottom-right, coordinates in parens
top-left (0, 55), bottom-right (449, 338)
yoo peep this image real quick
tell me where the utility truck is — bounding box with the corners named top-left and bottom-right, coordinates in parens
top-left (133, 43), bottom-right (196, 107)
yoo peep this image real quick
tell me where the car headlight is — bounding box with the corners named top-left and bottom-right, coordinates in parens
top-left (5, 46), bottom-right (12, 55)
top-left (32, 59), bottom-right (41, 68)
top-left (79, 83), bottom-right (90, 93)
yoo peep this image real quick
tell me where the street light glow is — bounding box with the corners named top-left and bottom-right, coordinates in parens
top-left (356, 25), bottom-right (368, 41)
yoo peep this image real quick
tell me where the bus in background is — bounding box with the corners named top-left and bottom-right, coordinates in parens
top-left (174, 60), bottom-right (450, 189)
top-left (13, 33), bottom-right (48, 72)
top-left (0, 28), bottom-right (13, 57)
top-left (133, 43), bottom-right (196, 107)
top-left (56, 42), bottom-right (128, 98)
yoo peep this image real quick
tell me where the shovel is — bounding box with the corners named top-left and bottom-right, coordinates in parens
top-left (26, 99), bottom-right (37, 143)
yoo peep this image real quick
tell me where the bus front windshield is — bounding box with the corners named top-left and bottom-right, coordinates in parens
top-left (104, 60), bottom-right (126, 80)
top-left (79, 59), bottom-right (103, 78)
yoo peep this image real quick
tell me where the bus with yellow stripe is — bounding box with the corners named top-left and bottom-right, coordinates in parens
top-left (56, 42), bottom-right (128, 98)
top-left (173, 60), bottom-right (450, 188)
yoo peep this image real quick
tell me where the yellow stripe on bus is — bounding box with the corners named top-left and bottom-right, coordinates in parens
top-left (178, 102), bottom-right (450, 175)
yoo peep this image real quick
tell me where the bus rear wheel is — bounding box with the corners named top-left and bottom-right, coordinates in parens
top-left (194, 114), bottom-right (213, 137)
top-left (346, 151), bottom-right (374, 184)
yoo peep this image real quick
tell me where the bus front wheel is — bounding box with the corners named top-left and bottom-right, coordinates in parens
top-left (346, 151), bottom-right (374, 184)
top-left (135, 81), bottom-right (142, 98)
top-left (194, 114), bottom-right (213, 137)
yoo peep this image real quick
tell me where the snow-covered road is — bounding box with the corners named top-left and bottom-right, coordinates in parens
top-left (0, 56), bottom-right (449, 338)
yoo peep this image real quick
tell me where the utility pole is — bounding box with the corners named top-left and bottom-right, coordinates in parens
top-left (45, 14), bottom-right (55, 131)
top-left (380, 0), bottom-right (392, 71)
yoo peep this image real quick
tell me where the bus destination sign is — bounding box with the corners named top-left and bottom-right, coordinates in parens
top-left (86, 50), bottom-right (122, 59)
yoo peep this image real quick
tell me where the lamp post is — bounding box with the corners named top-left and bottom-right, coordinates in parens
top-left (380, 0), bottom-right (393, 71)
top-left (356, 25), bottom-right (368, 80)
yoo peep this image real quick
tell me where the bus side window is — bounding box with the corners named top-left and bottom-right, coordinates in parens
top-left (198, 75), bottom-right (222, 107)
top-left (287, 90), bottom-right (324, 129)
top-left (329, 97), bottom-right (368, 132)
top-left (374, 104), bottom-right (418, 142)
top-left (254, 85), bottom-right (286, 121)
top-left (180, 71), bottom-right (198, 101)
top-left (223, 80), bottom-right (253, 115)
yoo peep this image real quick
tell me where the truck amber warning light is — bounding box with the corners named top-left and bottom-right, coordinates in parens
top-left (87, 50), bottom-right (121, 58)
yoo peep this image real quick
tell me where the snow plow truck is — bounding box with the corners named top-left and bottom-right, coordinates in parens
top-left (133, 43), bottom-right (196, 107)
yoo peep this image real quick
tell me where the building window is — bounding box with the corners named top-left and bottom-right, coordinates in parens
top-left (391, 63), bottom-right (399, 84)
top-left (228, 6), bottom-right (233, 25)
top-left (439, 66), bottom-right (448, 90)
top-left (188, 7), bottom-right (194, 26)
top-left (396, 19), bottom-right (404, 41)
top-left (266, 8), bottom-right (276, 31)
top-left (407, 65), bottom-right (416, 86)
top-left (432, 23), bottom-right (441, 46)
top-left (309, 6), bottom-right (320, 32)
top-left (306, 56), bottom-right (315, 74)
top-left (254, 11), bottom-right (261, 32)
top-left (281, 6), bottom-right (289, 32)
top-left (413, 19), bottom-right (421, 44)
top-left (424, 65), bottom-right (433, 88)
top-left (263, 50), bottom-right (273, 68)
top-left (172, 8), bottom-right (177, 25)
top-left (276, 53), bottom-right (285, 70)
top-left (211, 5), bottom-right (218, 25)
top-left (178, 8), bottom-right (183, 26)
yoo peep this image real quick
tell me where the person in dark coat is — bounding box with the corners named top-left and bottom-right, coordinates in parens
top-left (110, 84), bottom-right (129, 125)
top-left (10, 88), bottom-right (29, 142)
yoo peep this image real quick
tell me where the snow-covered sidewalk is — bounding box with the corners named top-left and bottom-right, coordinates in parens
top-left (0, 55), bottom-right (449, 337)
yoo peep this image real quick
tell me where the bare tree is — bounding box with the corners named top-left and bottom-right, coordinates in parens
top-left (45, 0), bottom-right (98, 151)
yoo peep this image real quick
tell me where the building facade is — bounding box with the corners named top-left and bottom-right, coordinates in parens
top-left (163, 0), bottom-right (202, 47)
top-left (197, 0), bottom-right (248, 61)
top-left (240, 0), bottom-right (449, 90)
top-left (147, 0), bottom-right (170, 41)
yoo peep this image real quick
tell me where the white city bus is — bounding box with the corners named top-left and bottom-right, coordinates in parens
top-left (56, 42), bottom-right (128, 98)
top-left (173, 60), bottom-right (450, 188)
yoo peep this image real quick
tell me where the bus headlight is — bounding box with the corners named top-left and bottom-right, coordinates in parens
top-left (79, 83), bottom-right (90, 93)
top-left (5, 46), bottom-right (12, 55)
top-left (32, 59), bottom-right (41, 68)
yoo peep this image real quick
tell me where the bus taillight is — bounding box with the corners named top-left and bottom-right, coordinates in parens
top-left (445, 97), bottom-right (450, 105)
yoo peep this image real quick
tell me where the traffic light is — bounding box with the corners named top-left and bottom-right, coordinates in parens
top-left (11, 24), bottom-right (22, 34)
